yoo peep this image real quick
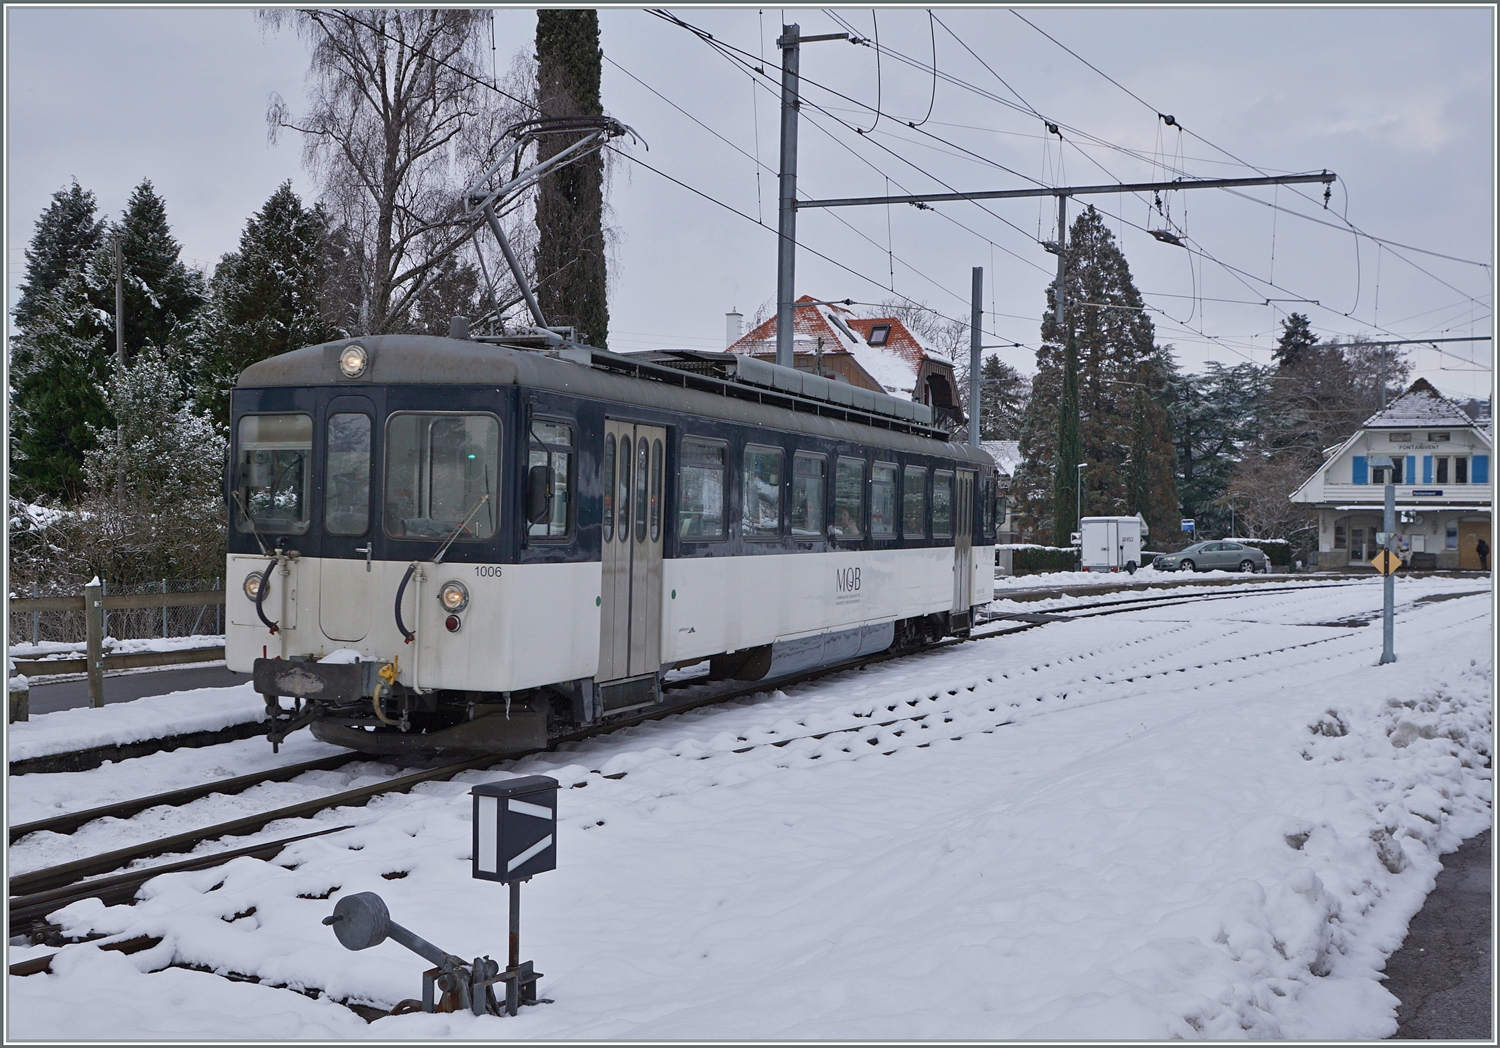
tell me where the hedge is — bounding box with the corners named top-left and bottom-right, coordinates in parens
top-left (1011, 546), bottom-right (1081, 572)
top-left (1232, 539), bottom-right (1293, 566)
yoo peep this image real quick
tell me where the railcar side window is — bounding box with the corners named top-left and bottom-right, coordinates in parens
top-left (634, 438), bottom-right (650, 544)
top-left (384, 413), bottom-right (499, 541)
top-left (650, 439), bottom-right (663, 542)
top-left (528, 419), bottom-right (573, 539)
top-left (235, 413), bottom-right (313, 535)
top-left (602, 434), bottom-right (616, 542)
top-left (903, 466), bottom-right (927, 539)
top-left (325, 413), bottom-right (371, 536)
top-left (679, 439), bottom-right (726, 540)
top-left (743, 445), bottom-right (784, 539)
top-left (833, 457), bottom-right (864, 539)
top-left (932, 470), bottom-right (953, 538)
top-left (790, 452), bottom-right (826, 537)
top-left (871, 462), bottom-right (897, 539)
top-left (617, 436), bottom-right (632, 542)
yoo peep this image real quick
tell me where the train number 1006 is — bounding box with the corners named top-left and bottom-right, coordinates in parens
top-left (473, 565), bottom-right (504, 578)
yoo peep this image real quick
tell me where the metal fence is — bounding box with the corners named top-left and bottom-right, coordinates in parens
top-left (9, 578), bottom-right (224, 647)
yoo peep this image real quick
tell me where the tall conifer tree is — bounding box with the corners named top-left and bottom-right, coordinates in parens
top-left (1017, 206), bottom-right (1179, 541)
top-left (534, 9), bottom-right (610, 348)
top-left (198, 182), bottom-right (338, 427)
top-left (9, 182), bottom-right (111, 499)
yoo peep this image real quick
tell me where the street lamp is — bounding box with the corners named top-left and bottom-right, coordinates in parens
top-left (1076, 462), bottom-right (1086, 528)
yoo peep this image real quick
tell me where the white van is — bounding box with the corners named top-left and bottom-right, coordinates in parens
top-left (1076, 515), bottom-right (1148, 573)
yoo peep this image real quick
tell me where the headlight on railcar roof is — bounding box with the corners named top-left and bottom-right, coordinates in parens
top-left (438, 580), bottom-right (469, 613)
top-left (243, 571), bottom-right (270, 602)
top-left (338, 343), bottom-right (369, 378)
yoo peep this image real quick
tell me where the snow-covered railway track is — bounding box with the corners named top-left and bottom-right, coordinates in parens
top-left (11, 579), bottom-right (1480, 944)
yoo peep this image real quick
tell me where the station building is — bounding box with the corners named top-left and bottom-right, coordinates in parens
top-left (1290, 379), bottom-right (1492, 570)
top-left (982, 440), bottom-right (1022, 544)
top-left (726, 296), bottom-right (964, 430)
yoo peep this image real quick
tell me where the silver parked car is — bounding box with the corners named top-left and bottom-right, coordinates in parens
top-left (1153, 541), bottom-right (1268, 573)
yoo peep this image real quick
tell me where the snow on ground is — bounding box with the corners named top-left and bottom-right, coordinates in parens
top-left (7, 685), bottom-right (264, 763)
top-left (9, 634), bottom-right (225, 660)
top-left (7, 575), bottom-right (1492, 1040)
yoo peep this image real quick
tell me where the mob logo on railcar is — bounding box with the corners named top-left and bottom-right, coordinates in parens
top-left (834, 566), bottom-right (862, 606)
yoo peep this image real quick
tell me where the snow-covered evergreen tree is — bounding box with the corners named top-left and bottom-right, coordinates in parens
top-left (9, 182), bottom-right (113, 499)
top-left (198, 181), bottom-right (338, 426)
top-left (976, 355), bottom-right (1030, 442)
top-left (81, 347), bottom-right (227, 582)
top-left (1172, 361), bottom-right (1265, 539)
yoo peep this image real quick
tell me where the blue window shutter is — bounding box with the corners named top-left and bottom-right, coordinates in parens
top-left (1423, 455), bottom-right (1433, 484)
top-left (1352, 456), bottom-right (1368, 484)
top-left (1406, 456), bottom-right (1416, 485)
top-left (1474, 455), bottom-right (1489, 484)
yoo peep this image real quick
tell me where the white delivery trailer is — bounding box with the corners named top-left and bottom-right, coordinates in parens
top-left (1078, 515), bottom-right (1147, 573)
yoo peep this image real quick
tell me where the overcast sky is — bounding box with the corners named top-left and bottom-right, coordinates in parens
top-left (6, 5), bottom-right (1494, 401)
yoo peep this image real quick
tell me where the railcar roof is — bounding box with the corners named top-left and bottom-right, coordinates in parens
top-left (237, 334), bottom-right (995, 465)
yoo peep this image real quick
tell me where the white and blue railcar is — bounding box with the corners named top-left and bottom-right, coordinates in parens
top-left (225, 334), bottom-right (998, 755)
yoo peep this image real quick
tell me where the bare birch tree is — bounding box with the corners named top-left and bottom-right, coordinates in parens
top-left (261, 9), bottom-right (531, 334)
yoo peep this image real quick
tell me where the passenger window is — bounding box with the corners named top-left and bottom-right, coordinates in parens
top-left (385, 413), bottom-right (499, 540)
top-left (602, 434), bottom-right (616, 542)
top-left (325, 413), bottom-right (372, 536)
top-left (617, 436), bottom-right (632, 542)
top-left (650, 438), bottom-right (663, 542)
top-left (833, 457), bottom-right (864, 539)
top-left (528, 419), bottom-right (573, 539)
top-left (679, 439), bottom-right (726, 541)
top-left (634, 437), bottom-right (650, 544)
top-left (790, 452), bottom-right (826, 537)
top-left (235, 413), bottom-right (313, 535)
top-left (743, 445), bottom-right (784, 539)
top-left (932, 470), bottom-right (953, 538)
top-left (903, 465), bottom-right (927, 538)
top-left (871, 462), bottom-right (897, 539)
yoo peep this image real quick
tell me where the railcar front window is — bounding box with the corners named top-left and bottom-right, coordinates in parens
top-left (679, 439), bottom-right (726, 540)
top-left (871, 462), bottom-right (897, 539)
top-left (790, 453), bottom-right (826, 537)
top-left (325, 413), bottom-right (371, 535)
top-left (235, 413), bottom-right (312, 535)
top-left (743, 445), bottom-right (784, 539)
top-left (384, 413), bottom-right (499, 541)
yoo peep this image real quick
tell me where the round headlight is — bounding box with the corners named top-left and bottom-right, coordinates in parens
top-left (338, 343), bottom-right (369, 378)
top-left (243, 571), bottom-right (270, 602)
top-left (438, 580), bottom-right (469, 612)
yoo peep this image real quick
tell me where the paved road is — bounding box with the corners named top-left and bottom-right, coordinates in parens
top-left (23, 665), bottom-right (251, 716)
top-left (1385, 828), bottom-right (1492, 1039)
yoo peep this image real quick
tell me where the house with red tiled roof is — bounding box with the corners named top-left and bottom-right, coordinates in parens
top-left (726, 296), bottom-right (964, 429)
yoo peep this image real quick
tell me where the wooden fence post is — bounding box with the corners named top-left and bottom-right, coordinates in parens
top-left (30, 581), bottom-right (40, 645)
top-left (85, 577), bottom-right (105, 708)
top-left (162, 579), bottom-right (169, 637)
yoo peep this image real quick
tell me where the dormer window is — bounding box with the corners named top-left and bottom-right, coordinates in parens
top-left (868, 324), bottom-right (891, 346)
top-left (1428, 432), bottom-right (1451, 441)
top-left (1387, 432), bottom-right (1410, 442)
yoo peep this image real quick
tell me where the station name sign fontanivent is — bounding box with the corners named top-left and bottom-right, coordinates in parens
top-left (1409, 489), bottom-right (1444, 497)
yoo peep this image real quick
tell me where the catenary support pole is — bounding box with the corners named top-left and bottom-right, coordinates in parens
top-left (775, 23), bottom-right (802, 369)
top-left (1380, 482), bottom-right (1396, 664)
top-left (969, 267), bottom-right (983, 447)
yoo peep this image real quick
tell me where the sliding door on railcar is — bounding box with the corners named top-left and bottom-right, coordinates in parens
top-left (953, 470), bottom-right (975, 614)
top-left (598, 421), bottom-right (667, 684)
